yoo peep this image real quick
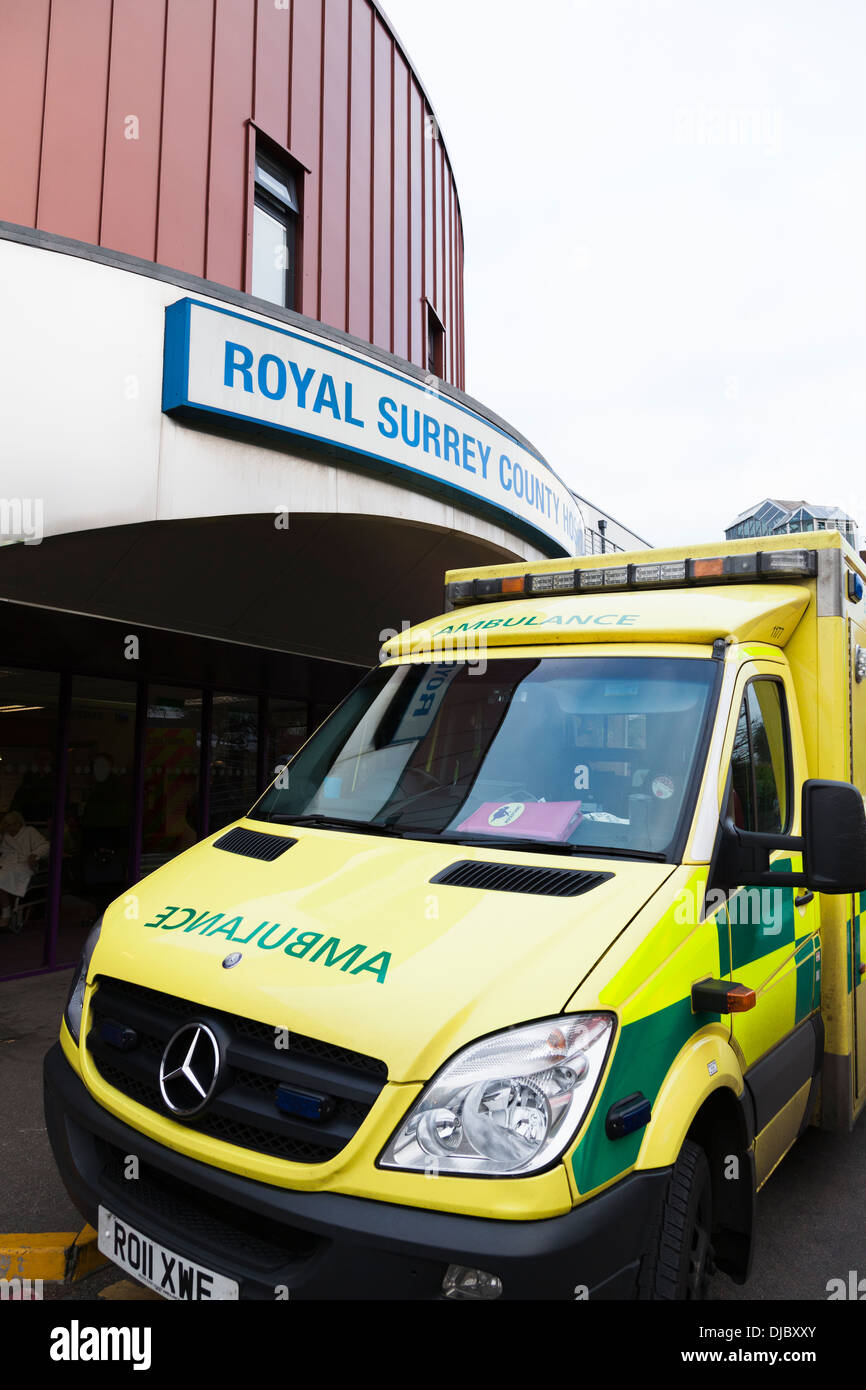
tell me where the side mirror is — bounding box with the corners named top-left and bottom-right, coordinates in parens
top-left (712, 778), bottom-right (866, 894)
top-left (802, 780), bottom-right (866, 893)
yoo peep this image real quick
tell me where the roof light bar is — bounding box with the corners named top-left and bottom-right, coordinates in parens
top-left (527, 570), bottom-right (577, 595)
top-left (444, 549), bottom-right (818, 608)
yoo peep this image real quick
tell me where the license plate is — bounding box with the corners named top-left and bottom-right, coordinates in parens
top-left (98, 1207), bottom-right (239, 1300)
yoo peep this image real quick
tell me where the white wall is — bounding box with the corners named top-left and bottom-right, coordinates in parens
top-left (0, 236), bottom-right (549, 562)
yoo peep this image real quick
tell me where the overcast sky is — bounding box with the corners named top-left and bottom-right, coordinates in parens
top-left (384, 0), bottom-right (866, 548)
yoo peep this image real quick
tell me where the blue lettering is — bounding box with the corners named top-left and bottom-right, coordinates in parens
top-left (313, 373), bottom-right (341, 418)
top-left (224, 342), bottom-right (254, 391)
top-left (462, 435), bottom-right (476, 473)
top-left (499, 454), bottom-right (513, 491)
top-left (257, 353), bottom-right (287, 401)
top-left (344, 382), bottom-right (364, 428)
top-left (401, 405), bottom-right (421, 447)
top-left (289, 361), bottom-right (316, 408)
top-left (443, 425), bottom-right (460, 465)
top-left (423, 414), bottom-right (441, 457)
top-left (477, 441), bottom-right (491, 479)
top-left (378, 396), bottom-right (399, 438)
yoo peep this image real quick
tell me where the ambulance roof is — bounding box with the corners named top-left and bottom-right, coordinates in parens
top-left (383, 583), bottom-right (812, 656)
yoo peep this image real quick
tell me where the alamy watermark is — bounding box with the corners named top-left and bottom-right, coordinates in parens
top-left (1, 1277), bottom-right (43, 1300)
top-left (675, 880), bottom-right (786, 935)
top-left (0, 497), bottom-right (43, 545)
top-left (378, 620), bottom-right (488, 673)
top-left (675, 104), bottom-right (782, 155)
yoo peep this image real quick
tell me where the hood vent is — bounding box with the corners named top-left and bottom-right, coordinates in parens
top-left (431, 860), bottom-right (613, 898)
top-left (213, 826), bottom-right (297, 861)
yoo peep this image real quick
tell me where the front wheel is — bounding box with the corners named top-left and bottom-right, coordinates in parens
top-left (637, 1139), bottom-right (715, 1299)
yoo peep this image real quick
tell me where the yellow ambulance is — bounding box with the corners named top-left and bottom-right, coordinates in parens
top-left (45, 530), bottom-right (866, 1301)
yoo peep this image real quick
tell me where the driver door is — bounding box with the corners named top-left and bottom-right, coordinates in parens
top-left (720, 664), bottom-right (820, 1179)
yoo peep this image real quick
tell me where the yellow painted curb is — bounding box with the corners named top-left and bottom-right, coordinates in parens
top-left (0, 1224), bottom-right (108, 1282)
top-left (0, 1233), bottom-right (71, 1281)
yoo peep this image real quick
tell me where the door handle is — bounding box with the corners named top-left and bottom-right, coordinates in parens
top-left (795, 891), bottom-right (814, 908)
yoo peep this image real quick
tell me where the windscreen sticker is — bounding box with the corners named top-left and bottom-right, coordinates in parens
top-left (652, 775), bottom-right (675, 800)
top-left (143, 905), bottom-right (391, 983)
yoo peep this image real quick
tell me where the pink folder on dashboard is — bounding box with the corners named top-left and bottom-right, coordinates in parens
top-left (457, 800), bottom-right (583, 841)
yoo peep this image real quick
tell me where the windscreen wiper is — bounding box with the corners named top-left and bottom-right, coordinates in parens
top-left (399, 831), bottom-right (588, 857)
top-left (267, 813), bottom-right (405, 837)
top-left (401, 831), bottom-right (668, 862)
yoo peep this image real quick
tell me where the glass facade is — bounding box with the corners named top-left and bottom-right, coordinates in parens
top-left (726, 500), bottom-right (857, 543)
top-left (0, 669), bottom-right (60, 976)
top-left (142, 687), bottom-right (201, 875)
top-left (209, 694), bottom-right (260, 835)
top-left (0, 638), bottom-right (359, 982)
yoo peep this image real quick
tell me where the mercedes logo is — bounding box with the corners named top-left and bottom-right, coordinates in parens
top-left (158, 1022), bottom-right (221, 1117)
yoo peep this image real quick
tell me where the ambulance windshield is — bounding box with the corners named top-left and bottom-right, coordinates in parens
top-left (251, 656), bottom-right (720, 859)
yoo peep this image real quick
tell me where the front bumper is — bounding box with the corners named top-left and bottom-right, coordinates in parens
top-left (45, 1043), bottom-right (670, 1300)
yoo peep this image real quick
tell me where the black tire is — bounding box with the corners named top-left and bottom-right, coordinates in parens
top-left (637, 1139), bottom-right (715, 1300)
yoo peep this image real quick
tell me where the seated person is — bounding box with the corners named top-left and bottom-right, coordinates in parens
top-left (0, 811), bottom-right (49, 923)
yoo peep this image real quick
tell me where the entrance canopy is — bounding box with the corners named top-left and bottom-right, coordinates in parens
top-left (0, 514), bottom-right (520, 668)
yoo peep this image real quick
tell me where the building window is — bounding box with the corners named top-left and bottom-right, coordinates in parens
top-left (208, 693), bottom-right (260, 834)
top-left (252, 151), bottom-right (300, 309)
top-left (141, 686), bottom-right (201, 875)
top-left (426, 303), bottom-right (445, 377)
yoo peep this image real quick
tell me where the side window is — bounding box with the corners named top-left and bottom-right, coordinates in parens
top-left (748, 681), bottom-right (788, 832)
top-left (726, 680), bottom-right (790, 833)
top-left (729, 702), bottom-right (754, 829)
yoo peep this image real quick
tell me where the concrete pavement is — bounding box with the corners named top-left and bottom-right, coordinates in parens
top-left (0, 968), bottom-right (80, 1235)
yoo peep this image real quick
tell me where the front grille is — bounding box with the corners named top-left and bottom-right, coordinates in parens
top-left (431, 860), bottom-right (614, 897)
top-left (88, 976), bottom-right (387, 1165)
top-left (95, 1137), bottom-right (322, 1270)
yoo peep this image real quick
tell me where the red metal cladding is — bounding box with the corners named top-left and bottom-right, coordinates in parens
top-left (100, 0), bottom-right (167, 261)
top-left (0, 0), bottom-right (51, 227)
top-left (371, 15), bottom-right (392, 353)
top-left (408, 83), bottom-right (424, 367)
top-left (0, 0), bottom-right (465, 387)
top-left (206, 0), bottom-right (255, 289)
top-left (156, 0), bottom-right (215, 276)
top-left (290, 0), bottom-right (323, 319)
top-left (438, 139), bottom-right (448, 375)
top-left (346, 1), bottom-right (372, 342)
top-left (426, 119), bottom-right (437, 318)
top-left (319, 0), bottom-right (350, 331)
top-left (254, 0), bottom-right (292, 149)
top-left (37, 0), bottom-right (113, 245)
top-left (391, 54), bottom-right (410, 363)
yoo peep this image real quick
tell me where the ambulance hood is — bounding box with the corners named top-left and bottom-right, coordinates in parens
top-left (91, 823), bottom-right (674, 1082)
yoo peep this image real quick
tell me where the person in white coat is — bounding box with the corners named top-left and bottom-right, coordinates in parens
top-left (0, 811), bottom-right (49, 923)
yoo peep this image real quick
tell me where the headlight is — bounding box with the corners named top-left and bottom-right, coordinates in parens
top-left (63, 916), bottom-right (103, 1044)
top-left (379, 1013), bottom-right (615, 1177)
